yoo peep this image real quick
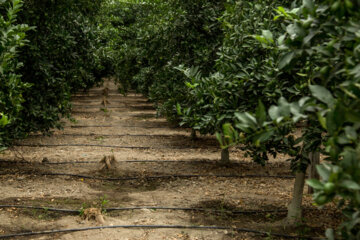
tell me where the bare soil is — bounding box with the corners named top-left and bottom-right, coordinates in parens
top-left (0, 81), bottom-right (339, 239)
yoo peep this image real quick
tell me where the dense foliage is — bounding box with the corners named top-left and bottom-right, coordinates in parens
top-left (177, 0), bottom-right (293, 136)
top-left (104, 0), bottom-right (360, 237)
top-left (0, 0), bottom-right (31, 150)
top-left (103, 0), bottom-right (225, 122)
top-left (0, 0), bottom-right (106, 149)
top-left (220, 0), bottom-right (360, 237)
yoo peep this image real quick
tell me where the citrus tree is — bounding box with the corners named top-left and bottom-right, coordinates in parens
top-left (0, 0), bottom-right (31, 150)
top-left (1, 0), bottom-right (106, 150)
top-left (103, 0), bottom-right (225, 123)
top-left (177, 0), bottom-right (293, 162)
top-left (220, 0), bottom-right (360, 236)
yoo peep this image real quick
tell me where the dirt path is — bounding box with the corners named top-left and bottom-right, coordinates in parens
top-left (0, 82), bottom-right (338, 239)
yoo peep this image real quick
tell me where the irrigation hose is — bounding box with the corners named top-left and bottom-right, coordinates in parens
top-left (1, 159), bottom-right (212, 165)
top-left (0, 205), bottom-right (79, 213)
top-left (14, 144), bottom-right (151, 150)
top-left (0, 158), bottom-right (279, 166)
top-left (69, 125), bottom-right (175, 129)
top-left (72, 106), bottom-right (154, 110)
top-left (0, 224), bottom-right (321, 239)
top-left (72, 94), bottom-right (128, 97)
top-left (70, 125), bottom-right (113, 128)
top-left (0, 205), bottom-right (288, 215)
top-left (29, 133), bottom-right (177, 138)
top-left (0, 172), bottom-right (294, 180)
top-left (72, 106), bottom-right (126, 109)
top-left (13, 143), bottom-right (214, 150)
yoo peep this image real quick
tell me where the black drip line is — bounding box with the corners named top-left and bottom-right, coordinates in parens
top-left (0, 204), bottom-right (288, 215)
top-left (29, 134), bottom-right (178, 138)
top-left (71, 100), bottom-right (148, 103)
top-left (13, 143), bottom-right (213, 150)
top-left (73, 106), bottom-right (128, 109)
top-left (72, 94), bottom-right (131, 97)
top-left (72, 105), bottom-right (154, 109)
top-left (70, 125), bottom-right (113, 128)
top-left (0, 159), bottom-right (264, 166)
top-left (0, 224), bottom-right (321, 239)
top-left (0, 172), bottom-right (295, 180)
top-left (14, 144), bottom-right (151, 150)
top-left (69, 125), bottom-right (171, 129)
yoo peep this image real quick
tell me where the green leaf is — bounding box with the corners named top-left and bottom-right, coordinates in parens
top-left (223, 123), bottom-right (234, 142)
top-left (255, 100), bottom-right (266, 126)
top-left (185, 82), bottom-right (195, 89)
top-left (306, 179), bottom-right (324, 190)
top-left (309, 85), bottom-right (335, 107)
top-left (279, 52), bottom-right (295, 69)
top-left (339, 180), bottom-right (360, 190)
top-left (344, 126), bottom-right (357, 140)
top-left (303, 0), bottom-right (315, 12)
top-left (216, 132), bottom-right (224, 147)
top-left (252, 130), bottom-right (274, 144)
top-left (235, 112), bottom-right (257, 128)
top-left (326, 110), bottom-right (338, 135)
top-left (317, 112), bottom-right (327, 130)
top-left (176, 103), bottom-right (182, 115)
top-left (261, 30), bottom-right (274, 43)
top-left (0, 114), bottom-right (9, 127)
top-left (316, 164), bottom-right (331, 181)
top-left (268, 106), bottom-right (279, 120)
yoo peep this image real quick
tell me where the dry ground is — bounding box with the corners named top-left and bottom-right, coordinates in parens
top-left (0, 81), bottom-right (339, 240)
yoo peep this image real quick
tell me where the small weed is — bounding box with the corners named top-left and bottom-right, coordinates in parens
top-left (99, 195), bottom-right (109, 213)
top-left (79, 207), bottom-right (85, 217)
top-left (95, 136), bottom-right (104, 142)
top-left (70, 117), bottom-right (78, 123)
top-left (79, 202), bottom-right (90, 217)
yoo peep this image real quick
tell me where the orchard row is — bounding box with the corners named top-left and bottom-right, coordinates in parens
top-left (1, 0), bottom-right (359, 238)
top-left (105, 1), bottom-right (360, 238)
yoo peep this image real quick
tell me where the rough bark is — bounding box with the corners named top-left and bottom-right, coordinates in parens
top-left (308, 151), bottom-right (320, 194)
top-left (191, 129), bottom-right (197, 140)
top-left (221, 148), bottom-right (230, 164)
top-left (286, 171), bottom-right (306, 224)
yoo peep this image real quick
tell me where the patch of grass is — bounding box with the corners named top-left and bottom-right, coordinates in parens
top-left (22, 208), bottom-right (64, 220)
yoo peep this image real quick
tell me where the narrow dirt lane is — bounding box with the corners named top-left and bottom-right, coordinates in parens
top-left (0, 82), bottom-right (337, 239)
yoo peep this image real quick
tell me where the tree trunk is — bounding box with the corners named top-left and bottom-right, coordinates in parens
top-left (221, 148), bottom-right (230, 164)
top-left (286, 171), bottom-right (306, 224)
top-left (308, 151), bottom-right (320, 194)
top-left (191, 129), bottom-right (197, 140)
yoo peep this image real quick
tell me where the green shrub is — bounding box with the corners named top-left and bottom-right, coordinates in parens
top-left (0, 0), bottom-right (31, 150)
top-left (1, 0), bottom-right (106, 149)
top-left (14, 0), bottom-right (104, 135)
top-left (178, 0), bottom-right (293, 135)
top-left (221, 0), bottom-right (360, 237)
top-left (103, 0), bottom-right (225, 122)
